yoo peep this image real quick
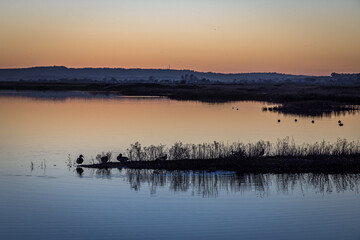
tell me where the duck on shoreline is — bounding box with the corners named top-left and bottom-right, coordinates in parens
top-left (117, 153), bottom-right (129, 163)
top-left (76, 155), bottom-right (84, 165)
top-left (156, 154), bottom-right (167, 161)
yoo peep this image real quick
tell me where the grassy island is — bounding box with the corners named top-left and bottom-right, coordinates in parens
top-left (79, 138), bottom-right (360, 173)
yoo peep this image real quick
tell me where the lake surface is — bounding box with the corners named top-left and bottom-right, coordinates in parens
top-left (0, 91), bottom-right (360, 239)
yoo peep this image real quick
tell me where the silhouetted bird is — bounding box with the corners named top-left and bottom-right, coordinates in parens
top-left (117, 153), bottom-right (129, 163)
top-left (294, 119), bottom-right (298, 122)
top-left (278, 119), bottom-right (281, 123)
top-left (237, 108), bottom-right (239, 110)
top-left (76, 155), bottom-right (84, 165)
top-left (312, 120), bottom-right (315, 124)
top-left (156, 154), bottom-right (167, 161)
top-left (101, 156), bottom-right (109, 164)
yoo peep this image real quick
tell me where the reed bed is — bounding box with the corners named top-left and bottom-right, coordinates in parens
top-left (125, 137), bottom-right (360, 161)
top-left (96, 151), bottom-right (112, 163)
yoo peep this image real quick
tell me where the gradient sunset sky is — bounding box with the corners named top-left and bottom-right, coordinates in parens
top-left (0, 0), bottom-right (359, 75)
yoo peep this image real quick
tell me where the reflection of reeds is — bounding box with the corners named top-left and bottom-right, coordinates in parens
top-left (125, 138), bottom-right (360, 161)
top-left (124, 169), bottom-right (360, 197)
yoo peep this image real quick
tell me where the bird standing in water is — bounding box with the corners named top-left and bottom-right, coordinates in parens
top-left (76, 155), bottom-right (84, 165)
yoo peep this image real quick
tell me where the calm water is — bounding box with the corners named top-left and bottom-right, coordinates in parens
top-left (0, 91), bottom-right (360, 240)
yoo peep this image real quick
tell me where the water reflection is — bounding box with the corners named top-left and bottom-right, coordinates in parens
top-left (274, 173), bottom-right (360, 194)
top-left (1, 90), bottom-right (359, 118)
top-left (0, 90), bottom-right (116, 101)
top-left (86, 168), bottom-right (113, 179)
top-left (80, 168), bottom-right (360, 197)
top-left (76, 167), bottom-right (84, 176)
top-left (0, 90), bottom-right (164, 102)
top-left (1, 90), bottom-right (359, 153)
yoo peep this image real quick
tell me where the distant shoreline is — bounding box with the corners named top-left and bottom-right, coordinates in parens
top-left (0, 66), bottom-right (359, 85)
top-left (1, 81), bottom-right (359, 116)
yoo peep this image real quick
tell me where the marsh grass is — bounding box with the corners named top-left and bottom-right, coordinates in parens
top-left (67, 154), bottom-right (75, 167)
top-left (126, 142), bottom-right (166, 161)
top-left (96, 151), bottom-right (113, 163)
top-left (125, 137), bottom-right (360, 161)
top-left (263, 101), bottom-right (360, 117)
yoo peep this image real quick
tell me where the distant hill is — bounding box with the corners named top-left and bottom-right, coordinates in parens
top-left (0, 66), bottom-right (359, 85)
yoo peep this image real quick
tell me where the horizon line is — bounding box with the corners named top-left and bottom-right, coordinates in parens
top-left (2, 65), bottom-right (359, 77)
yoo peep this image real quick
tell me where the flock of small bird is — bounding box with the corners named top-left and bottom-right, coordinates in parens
top-left (75, 153), bottom-right (129, 165)
top-left (232, 107), bottom-right (345, 127)
top-left (276, 118), bottom-right (344, 126)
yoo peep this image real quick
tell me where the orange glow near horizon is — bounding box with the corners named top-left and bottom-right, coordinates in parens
top-left (0, 0), bottom-right (359, 75)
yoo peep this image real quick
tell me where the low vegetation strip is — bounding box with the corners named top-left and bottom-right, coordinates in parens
top-left (80, 138), bottom-right (360, 173)
top-left (1, 82), bottom-right (360, 104)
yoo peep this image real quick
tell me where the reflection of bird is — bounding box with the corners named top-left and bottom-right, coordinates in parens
top-left (101, 156), bottom-right (109, 164)
top-left (339, 123), bottom-right (344, 127)
top-left (117, 154), bottom-right (129, 163)
top-left (76, 155), bottom-right (84, 164)
top-left (156, 154), bottom-right (167, 161)
top-left (76, 167), bottom-right (84, 176)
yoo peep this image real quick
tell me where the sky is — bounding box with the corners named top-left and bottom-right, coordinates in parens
top-left (0, 0), bottom-right (359, 75)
